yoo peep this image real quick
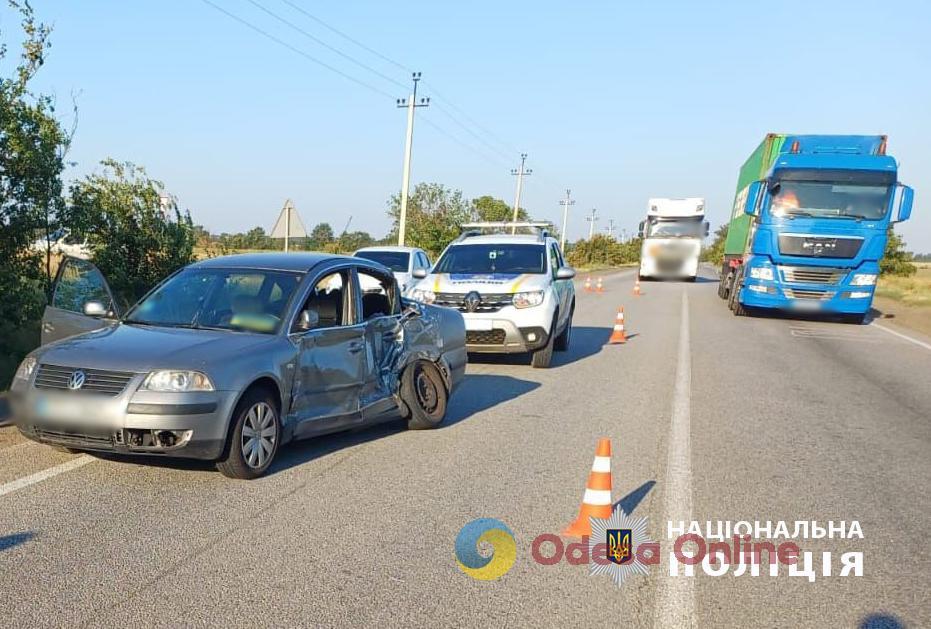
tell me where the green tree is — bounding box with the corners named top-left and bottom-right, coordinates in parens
top-left (66, 159), bottom-right (196, 306)
top-left (471, 195), bottom-right (527, 222)
top-left (0, 1), bottom-right (69, 387)
top-left (308, 222), bottom-right (335, 250)
top-left (701, 224), bottom-right (728, 265)
top-left (881, 229), bottom-right (917, 277)
top-left (387, 183), bottom-right (472, 256)
top-left (338, 230), bottom-right (376, 253)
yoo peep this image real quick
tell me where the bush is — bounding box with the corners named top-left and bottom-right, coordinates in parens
top-left (566, 235), bottom-right (641, 268)
top-left (881, 229), bottom-right (917, 277)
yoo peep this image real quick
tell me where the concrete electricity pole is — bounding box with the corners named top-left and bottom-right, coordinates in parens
top-left (396, 72), bottom-right (429, 246)
top-left (586, 208), bottom-right (599, 239)
top-left (510, 153), bottom-right (532, 232)
top-left (559, 189), bottom-right (574, 251)
top-left (604, 219), bottom-right (617, 240)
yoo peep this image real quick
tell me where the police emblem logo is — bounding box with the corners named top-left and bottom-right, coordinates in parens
top-left (607, 528), bottom-right (632, 565)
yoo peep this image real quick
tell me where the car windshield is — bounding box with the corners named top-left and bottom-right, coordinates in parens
top-left (433, 244), bottom-right (546, 274)
top-left (355, 250), bottom-right (410, 272)
top-left (769, 180), bottom-right (892, 220)
top-left (124, 268), bottom-right (303, 333)
top-left (647, 219), bottom-right (704, 238)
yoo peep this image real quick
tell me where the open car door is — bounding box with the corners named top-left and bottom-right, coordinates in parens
top-left (41, 257), bottom-right (121, 345)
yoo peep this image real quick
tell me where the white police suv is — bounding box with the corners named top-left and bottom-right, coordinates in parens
top-left (409, 223), bottom-right (575, 368)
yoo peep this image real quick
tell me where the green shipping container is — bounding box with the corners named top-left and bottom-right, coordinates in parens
top-left (722, 134), bottom-right (787, 257)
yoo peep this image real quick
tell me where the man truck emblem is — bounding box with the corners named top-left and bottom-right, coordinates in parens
top-left (68, 370), bottom-right (87, 390)
top-left (464, 291), bottom-right (482, 312)
top-left (802, 238), bottom-right (837, 256)
top-left (607, 528), bottom-right (633, 565)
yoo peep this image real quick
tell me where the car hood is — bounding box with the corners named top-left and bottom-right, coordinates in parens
top-left (35, 323), bottom-right (278, 373)
top-left (415, 272), bottom-right (548, 294)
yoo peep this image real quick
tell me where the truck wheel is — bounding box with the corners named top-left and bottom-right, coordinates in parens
top-left (216, 388), bottom-right (281, 480)
top-left (728, 269), bottom-right (749, 316)
top-left (554, 306), bottom-right (573, 352)
top-left (531, 315), bottom-right (557, 368)
top-left (402, 360), bottom-right (448, 430)
top-left (843, 313), bottom-right (868, 325)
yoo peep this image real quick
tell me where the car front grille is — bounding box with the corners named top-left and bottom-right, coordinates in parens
top-left (784, 288), bottom-right (835, 301)
top-left (35, 427), bottom-right (115, 449)
top-left (466, 329), bottom-right (507, 345)
top-left (780, 266), bottom-right (846, 285)
top-left (435, 292), bottom-right (513, 313)
top-left (34, 364), bottom-right (135, 396)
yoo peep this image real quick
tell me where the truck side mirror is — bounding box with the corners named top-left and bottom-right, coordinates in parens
top-left (895, 185), bottom-right (914, 223)
top-left (637, 221), bottom-right (645, 239)
top-left (744, 181), bottom-right (764, 216)
top-left (704, 222), bottom-right (710, 237)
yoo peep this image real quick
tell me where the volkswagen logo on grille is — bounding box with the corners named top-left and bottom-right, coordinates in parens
top-left (68, 370), bottom-right (87, 390)
top-left (464, 291), bottom-right (482, 313)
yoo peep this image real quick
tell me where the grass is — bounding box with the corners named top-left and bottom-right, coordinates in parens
top-left (876, 263), bottom-right (931, 306)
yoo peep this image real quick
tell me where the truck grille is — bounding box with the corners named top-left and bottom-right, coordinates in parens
top-left (435, 292), bottom-right (513, 313)
top-left (784, 288), bottom-right (835, 301)
top-left (780, 266), bottom-right (847, 285)
top-left (466, 329), bottom-right (507, 345)
top-left (34, 364), bottom-right (135, 396)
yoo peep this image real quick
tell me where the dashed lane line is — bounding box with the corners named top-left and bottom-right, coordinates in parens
top-left (0, 455), bottom-right (95, 498)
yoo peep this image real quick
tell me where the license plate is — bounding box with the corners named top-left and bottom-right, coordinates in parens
top-left (792, 300), bottom-right (822, 311)
top-left (465, 319), bottom-right (493, 331)
top-left (34, 395), bottom-right (95, 421)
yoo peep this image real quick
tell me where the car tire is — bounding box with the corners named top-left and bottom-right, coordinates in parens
top-left (402, 360), bottom-right (448, 430)
top-left (216, 388), bottom-right (281, 480)
top-left (531, 315), bottom-right (557, 368)
top-left (554, 306), bottom-right (573, 352)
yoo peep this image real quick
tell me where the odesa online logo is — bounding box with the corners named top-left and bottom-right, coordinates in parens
top-left (455, 518), bottom-right (517, 580)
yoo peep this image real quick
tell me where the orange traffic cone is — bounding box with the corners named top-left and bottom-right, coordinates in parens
top-left (633, 278), bottom-right (642, 297)
top-left (608, 307), bottom-right (627, 344)
top-left (562, 438), bottom-right (613, 538)
top-left (584, 276), bottom-right (592, 292)
top-left (596, 277), bottom-right (604, 293)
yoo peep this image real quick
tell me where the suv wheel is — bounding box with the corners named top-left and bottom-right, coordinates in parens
top-left (554, 306), bottom-right (573, 352)
top-left (531, 314), bottom-right (558, 368)
top-left (216, 389), bottom-right (280, 480)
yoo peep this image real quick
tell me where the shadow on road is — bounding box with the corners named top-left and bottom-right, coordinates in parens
top-left (614, 480), bottom-right (655, 515)
top-left (467, 326), bottom-right (612, 368)
top-left (0, 532), bottom-right (35, 552)
top-left (95, 374), bottom-right (539, 479)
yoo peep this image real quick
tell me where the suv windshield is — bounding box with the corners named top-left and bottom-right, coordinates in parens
top-left (647, 219), bottom-right (704, 238)
top-left (434, 244), bottom-right (546, 274)
top-left (355, 250), bottom-right (409, 272)
top-left (125, 268), bottom-right (303, 333)
top-left (770, 180), bottom-right (892, 220)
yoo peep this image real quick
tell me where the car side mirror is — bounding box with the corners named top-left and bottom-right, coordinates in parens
top-left (744, 181), bottom-right (764, 216)
top-left (895, 185), bottom-right (914, 223)
top-left (83, 301), bottom-right (108, 318)
top-left (412, 268), bottom-right (428, 279)
top-left (297, 309), bottom-right (319, 331)
top-left (556, 266), bottom-right (576, 280)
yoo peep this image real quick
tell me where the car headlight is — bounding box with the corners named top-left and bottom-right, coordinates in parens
top-left (512, 291), bottom-right (544, 308)
top-left (142, 370), bottom-right (214, 392)
top-left (749, 267), bottom-right (774, 281)
top-left (14, 356), bottom-right (37, 383)
top-left (410, 289), bottom-right (436, 304)
top-left (851, 273), bottom-right (877, 286)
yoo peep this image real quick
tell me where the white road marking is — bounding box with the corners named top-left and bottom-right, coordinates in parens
top-left (654, 289), bottom-right (696, 629)
top-left (872, 322), bottom-right (931, 352)
top-left (0, 455), bottom-right (94, 498)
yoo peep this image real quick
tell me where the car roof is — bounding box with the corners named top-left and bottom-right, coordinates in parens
top-left (190, 252), bottom-right (354, 273)
top-left (354, 246), bottom-right (421, 253)
top-left (452, 234), bottom-right (550, 246)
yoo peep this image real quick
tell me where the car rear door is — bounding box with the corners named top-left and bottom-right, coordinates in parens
top-left (41, 257), bottom-right (121, 345)
top-left (290, 268), bottom-right (367, 436)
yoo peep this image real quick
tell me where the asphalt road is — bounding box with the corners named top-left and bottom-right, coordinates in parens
top-left (1, 267), bottom-right (929, 628)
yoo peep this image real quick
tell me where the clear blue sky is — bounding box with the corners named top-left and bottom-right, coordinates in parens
top-left (9, 0), bottom-right (931, 250)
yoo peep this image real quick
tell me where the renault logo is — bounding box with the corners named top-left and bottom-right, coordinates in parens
top-left (464, 291), bottom-right (482, 313)
top-left (68, 370), bottom-right (86, 390)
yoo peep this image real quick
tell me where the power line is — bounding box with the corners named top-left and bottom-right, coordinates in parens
top-left (430, 102), bottom-right (513, 162)
top-left (198, 0), bottom-right (395, 99)
top-left (419, 116), bottom-right (509, 166)
top-left (245, 0), bottom-right (408, 91)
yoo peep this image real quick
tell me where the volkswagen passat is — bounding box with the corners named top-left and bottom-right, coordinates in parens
top-left (10, 253), bottom-right (466, 479)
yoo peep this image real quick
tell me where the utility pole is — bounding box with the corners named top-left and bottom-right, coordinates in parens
top-left (604, 219), bottom-right (617, 240)
top-left (510, 153), bottom-right (532, 232)
top-left (396, 72), bottom-right (429, 246)
top-left (559, 189), bottom-right (574, 251)
top-left (586, 208), bottom-right (599, 239)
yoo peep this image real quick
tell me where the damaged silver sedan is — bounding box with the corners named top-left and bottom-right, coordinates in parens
top-left (10, 253), bottom-right (466, 479)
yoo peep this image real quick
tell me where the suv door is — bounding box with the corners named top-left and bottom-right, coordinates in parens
top-left (548, 243), bottom-right (571, 329)
top-left (41, 257), bottom-right (121, 345)
top-left (290, 269), bottom-right (367, 437)
top-left (355, 266), bottom-right (403, 420)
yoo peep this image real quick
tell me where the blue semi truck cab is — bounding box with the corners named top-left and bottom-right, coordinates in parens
top-left (725, 135), bottom-right (915, 323)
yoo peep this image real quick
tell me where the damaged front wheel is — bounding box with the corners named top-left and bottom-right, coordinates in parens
top-left (401, 361), bottom-right (448, 430)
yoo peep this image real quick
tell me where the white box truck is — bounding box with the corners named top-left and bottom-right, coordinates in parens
top-left (638, 197), bottom-right (709, 281)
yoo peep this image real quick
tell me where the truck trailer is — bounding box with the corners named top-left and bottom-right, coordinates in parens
top-left (638, 197), bottom-right (708, 281)
top-left (718, 134), bottom-right (914, 323)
